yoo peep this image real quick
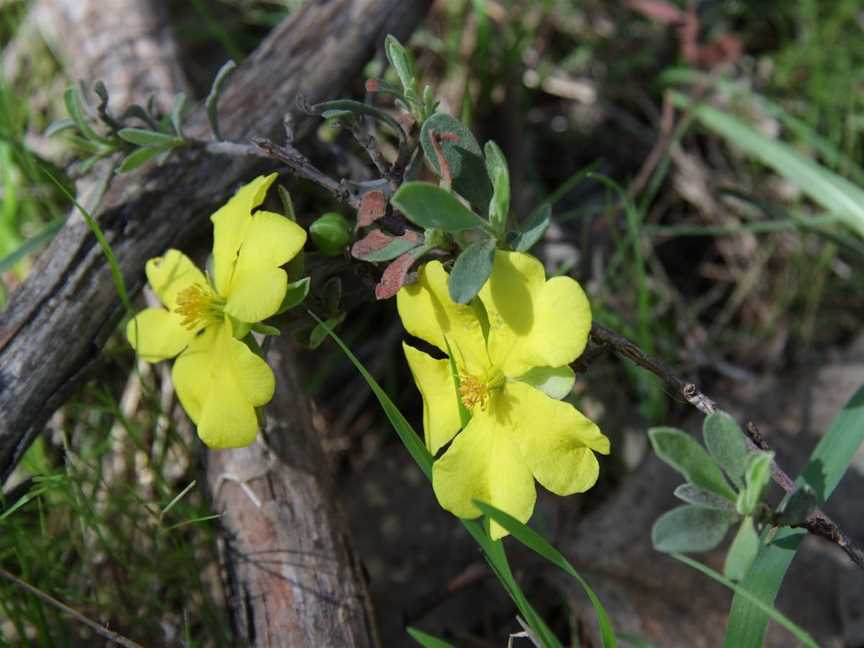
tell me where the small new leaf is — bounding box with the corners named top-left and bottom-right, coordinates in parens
top-left (740, 451), bottom-right (774, 515)
top-left (392, 182), bottom-right (487, 232)
top-left (514, 204), bottom-right (551, 252)
top-left (648, 427), bottom-right (737, 501)
top-left (484, 140), bottom-right (510, 235)
top-left (448, 238), bottom-right (497, 304)
top-left (276, 277), bottom-right (311, 314)
top-left (652, 505), bottom-right (737, 553)
top-left (384, 35), bottom-right (415, 96)
top-left (170, 92), bottom-right (187, 138)
top-left (206, 60), bottom-right (237, 141)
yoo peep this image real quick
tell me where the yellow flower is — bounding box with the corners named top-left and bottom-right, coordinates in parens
top-left (126, 173), bottom-right (307, 448)
top-left (397, 251), bottom-right (610, 539)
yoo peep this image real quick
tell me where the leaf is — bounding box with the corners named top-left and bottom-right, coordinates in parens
top-left (724, 516), bottom-right (760, 581)
top-left (673, 483), bottom-right (736, 511)
top-left (44, 118), bottom-right (77, 137)
top-left (251, 323), bottom-right (280, 336)
top-left (118, 146), bottom-right (162, 172)
top-left (406, 628), bottom-right (456, 648)
top-left (375, 247), bottom-right (427, 300)
top-left (277, 185), bottom-right (296, 221)
top-left (170, 92), bottom-right (187, 138)
top-left (672, 94), bottom-right (864, 238)
top-left (420, 113), bottom-right (492, 212)
top-left (275, 277), bottom-right (310, 314)
top-left (356, 190), bottom-right (388, 228)
top-left (651, 505), bottom-right (736, 553)
top-left (726, 385), bottom-right (864, 647)
top-left (740, 451), bottom-right (773, 515)
top-left (322, 276), bottom-right (342, 314)
top-left (475, 500), bottom-right (618, 648)
top-left (314, 99), bottom-right (406, 141)
top-left (703, 411), bottom-right (749, 488)
top-left (514, 366), bottom-right (576, 400)
top-left (648, 427), bottom-right (737, 500)
top-left (392, 182), bottom-right (488, 232)
top-left (447, 238), bottom-right (496, 304)
top-left (385, 35), bottom-right (415, 94)
top-left (674, 553), bottom-right (819, 648)
top-left (205, 60), bottom-right (237, 141)
top-left (514, 203), bottom-right (551, 252)
top-left (117, 128), bottom-right (181, 149)
top-left (63, 86), bottom-right (102, 143)
top-left (351, 229), bottom-right (422, 262)
top-left (485, 140), bottom-right (510, 234)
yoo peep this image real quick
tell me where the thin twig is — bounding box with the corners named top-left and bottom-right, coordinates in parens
top-left (0, 567), bottom-right (145, 648)
top-left (254, 137), bottom-right (361, 209)
top-left (588, 322), bottom-right (864, 571)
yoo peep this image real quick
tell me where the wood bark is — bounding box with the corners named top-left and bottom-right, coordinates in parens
top-left (0, 0), bottom-right (432, 483)
top-left (208, 340), bottom-right (375, 647)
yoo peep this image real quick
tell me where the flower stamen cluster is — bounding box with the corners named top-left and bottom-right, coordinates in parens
top-left (174, 284), bottom-right (224, 330)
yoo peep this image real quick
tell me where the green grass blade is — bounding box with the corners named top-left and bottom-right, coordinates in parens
top-left (476, 501), bottom-right (616, 648)
top-left (0, 218), bottom-right (64, 274)
top-left (38, 165), bottom-right (133, 314)
top-left (671, 93), bottom-right (864, 239)
top-left (307, 310), bottom-right (432, 478)
top-left (725, 384), bottom-right (864, 647)
top-left (672, 553), bottom-right (819, 648)
top-left (407, 627), bottom-right (457, 648)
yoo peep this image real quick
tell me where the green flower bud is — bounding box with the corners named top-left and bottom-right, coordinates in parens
top-left (310, 212), bottom-right (351, 256)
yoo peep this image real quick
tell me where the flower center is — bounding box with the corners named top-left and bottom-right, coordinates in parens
top-left (458, 369), bottom-right (504, 411)
top-left (174, 284), bottom-right (225, 330)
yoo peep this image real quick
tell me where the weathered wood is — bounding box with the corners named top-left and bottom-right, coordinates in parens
top-left (208, 340), bottom-right (376, 648)
top-left (0, 0), bottom-right (432, 482)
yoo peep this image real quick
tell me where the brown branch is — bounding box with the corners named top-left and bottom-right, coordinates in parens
top-left (588, 322), bottom-right (864, 571)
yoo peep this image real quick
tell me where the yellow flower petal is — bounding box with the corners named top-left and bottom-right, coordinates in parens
top-left (403, 342), bottom-right (462, 454)
top-left (172, 320), bottom-right (275, 448)
top-left (503, 381), bottom-right (609, 495)
top-left (224, 210), bottom-right (307, 322)
top-left (145, 249), bottom-right (208, 309)
top-left (479, 251), bottom-right (591, 376)
top-left (432, 409), bottom-right (535, 540)
top-left (397, 261), bottom-right (489, 374)
top-left (210, 173), bottom-right (279, 295)
top-left (126, 307), bottom-right (196, 362)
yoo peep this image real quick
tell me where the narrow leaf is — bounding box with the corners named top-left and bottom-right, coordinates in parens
top-left (63, 86), bottom-right (102, 142)
top-left (352, 229), bottom-right (422, 262)
top-left (741, 451), bottom-right (773, 515)
top-left (118, 146), bottom-right (162, 172)
top-left (475, 500), bottom-right (617, 648)
top-left (447, 238), bottom-right (496, 304)
top-left (314, 99), bottom-right (406, 141)
top-left (385, 34), bottom-right (415, 95)
top-left (170, 92), bottom-right (187, 138)
top-left (392, 182), bottom-right (487, 232)
top-left (275, 277), bottom-right (310, 314)
top-left (406, 628), bottom-right (456, 648)
top-left (205, 60), bottom-right (237, 141)
top-left (485, 140), bottom-right (510, 234)
top-left (117, 128), bottom-right (181, 148)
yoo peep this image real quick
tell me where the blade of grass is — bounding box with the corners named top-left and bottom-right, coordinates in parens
top-left (407, 627), bottom-right (457, 648)
top-left (38, 165), bottom-right (132, 314)
top-left (475, 501), bottom-right (616, 648)
top-left (670, 93), bottom-right (864, 239)
top-left (725, 384), bottom-right (864, 647)
top-left (672, 553), bottom-right (819, 648)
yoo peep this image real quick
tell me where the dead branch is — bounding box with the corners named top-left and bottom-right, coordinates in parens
top-left (588, 322), bottom-right (864, 571)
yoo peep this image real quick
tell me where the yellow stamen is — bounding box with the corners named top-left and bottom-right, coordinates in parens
top-left (174, 284), bottom-right (223, 330)
top-left (458, 373), bottom-right (490, 410)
